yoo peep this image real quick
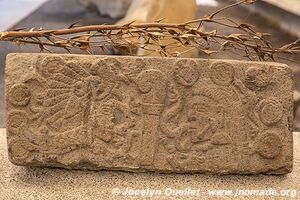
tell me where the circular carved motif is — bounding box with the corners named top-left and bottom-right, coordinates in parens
top-left (255, 131), bottom-right (282, 159)
top-left (7, 111), bottom-right (28, 135)
top-left (245, 66), bottom-right (271, 91)
top-left (210, 62), bottom-right (234, 86)
top-left (174, 60), bottom-right (199, 87)
top-left (9, 139), bottom-right (30, 160)
top-left (258, 98), bottom-right (283, 126)
top-left (136, 69), bottom-right (167, 104)
top-left (9, 84), bottom-right (31, 106)
top-left (40, 56), bottom-right (65, 77)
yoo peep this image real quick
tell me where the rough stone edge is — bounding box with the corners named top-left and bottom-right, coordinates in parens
top-left (5, 53), bottom-right (295, 174)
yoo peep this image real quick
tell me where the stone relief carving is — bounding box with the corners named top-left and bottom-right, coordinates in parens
top-left (173, 60), bottom-right (199, 87)
top-left (8, 56), bottom-right (143, 166)
top-left (209, 62), bottom-right (234, 86)
top-left (136, 69), bottom-right (167, 166)
top-left (6, 54), bottom-right (293, 174)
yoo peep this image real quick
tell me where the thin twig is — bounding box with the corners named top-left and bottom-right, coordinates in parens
top-left (0, 0), bottom-right (299, 61)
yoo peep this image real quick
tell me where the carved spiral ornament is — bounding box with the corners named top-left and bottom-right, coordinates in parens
top-left (255, 131), bottom-right (282, 159)
top-left (210, 62), bottom-right (234, 86)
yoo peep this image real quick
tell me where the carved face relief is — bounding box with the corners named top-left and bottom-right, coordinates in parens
top-left (187, 95), bottom-right (225, 146)
top-left (5, 55), bottom-right (292, 174)
top-left (186, 95), bottom-right (219, 123)
top-left (93, 102), bottom-right (119, 141)
top-left (185, 94), bottom-right (224, 137)
top-left (245, 66), bottom-right (271, 91)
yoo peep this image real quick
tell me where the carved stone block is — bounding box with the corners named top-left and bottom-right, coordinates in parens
top-left (5, 53), bottom-right (294, 174)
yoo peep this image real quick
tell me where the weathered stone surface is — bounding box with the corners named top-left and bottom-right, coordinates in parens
top-left (1, 129), bottom-right (300, 199)
top-left (5, 53), bottom-right (293, 174)
top-left (294, 90), bottom-right (300, 117)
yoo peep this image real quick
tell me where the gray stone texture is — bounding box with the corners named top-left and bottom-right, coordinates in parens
top-left (77, 0), bottom-right (132, 18)
top-left (5, 53), bottom-right (294, 174)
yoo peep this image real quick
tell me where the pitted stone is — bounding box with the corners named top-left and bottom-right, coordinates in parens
top-left (5, 53), bottom-right (294, 174)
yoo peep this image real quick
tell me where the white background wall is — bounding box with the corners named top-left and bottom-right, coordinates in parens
top-left (0, 0), bottom-right (47, 31)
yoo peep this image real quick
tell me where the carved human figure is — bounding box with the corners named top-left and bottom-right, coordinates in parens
top-left (89, 99), bottom-right (138, 163)
top-left (10, 57), bottom-right (140, 164)
top-left (160, 88), bottom-right (231, 170)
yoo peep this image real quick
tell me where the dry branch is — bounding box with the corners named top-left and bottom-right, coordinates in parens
top-left (0, 0), bottom-right (299, 60)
